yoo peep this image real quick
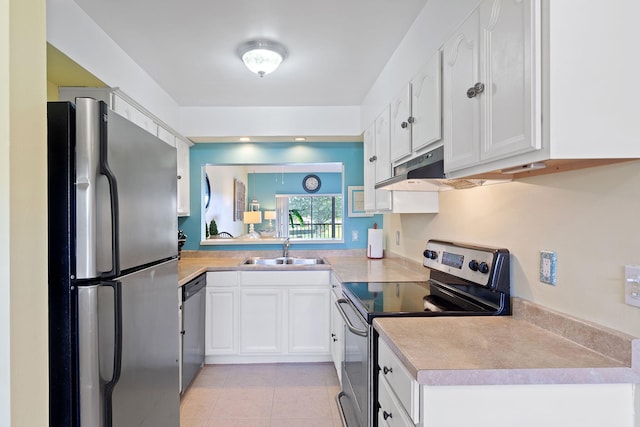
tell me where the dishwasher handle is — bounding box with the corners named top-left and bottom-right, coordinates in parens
top-left (335, 298), bottom-right (368, 337)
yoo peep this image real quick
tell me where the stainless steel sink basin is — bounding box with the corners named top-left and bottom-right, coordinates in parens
top-left (242, 257), bottom-right (327, 266)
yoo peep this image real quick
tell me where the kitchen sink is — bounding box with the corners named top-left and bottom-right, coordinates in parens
top-left (241, 257), bottom-right (328, 266)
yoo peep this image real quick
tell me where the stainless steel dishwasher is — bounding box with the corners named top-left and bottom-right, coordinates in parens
top-left (181, 274), bottom-right (206, 393)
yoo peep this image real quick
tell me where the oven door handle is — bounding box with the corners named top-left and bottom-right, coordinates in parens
top-left (335, 298), bottom-right (368, 337)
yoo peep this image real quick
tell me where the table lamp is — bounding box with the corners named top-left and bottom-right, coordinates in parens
top-left (264, 211), bottom-right (276, 231)
top-left (243, 211), bottom-right (262, 239)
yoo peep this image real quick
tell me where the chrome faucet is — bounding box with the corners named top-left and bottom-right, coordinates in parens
top-left (282, 237), bottom-right (290, 258)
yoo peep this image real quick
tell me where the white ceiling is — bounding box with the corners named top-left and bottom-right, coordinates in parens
top-left (72, 0), bottom-right (429, 108)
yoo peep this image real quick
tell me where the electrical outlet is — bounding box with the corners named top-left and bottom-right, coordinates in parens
top-left (624, 265), bottom-right (640, 308)
top-left (540, 251), bottom-right (557, 285)
top-left (395, 231), bottom-right (400, 246)
top-left (351, 230), bottom-right (358, 242)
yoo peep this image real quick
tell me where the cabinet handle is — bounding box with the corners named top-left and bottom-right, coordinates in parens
top-left (369, 155), bottom-right (377, 162)
top-left (400, 121), bottom-right (409, 129)
top-left (407, 116), bottom-right (415, 124)
top-left (466, 82), bottom-right (485, 98)
top-left (383, 366), bottom-right (393, 375)
top-left (383, 411), bottom-right (393, 420)
top-left (331, 333), bottom-right (338, 342)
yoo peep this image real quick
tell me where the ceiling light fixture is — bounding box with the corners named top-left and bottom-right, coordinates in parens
top-left (237, 39), bottom-right (288, 78)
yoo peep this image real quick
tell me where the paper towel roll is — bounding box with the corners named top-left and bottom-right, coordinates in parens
top-left (367, 229), bottom-right (384, 259)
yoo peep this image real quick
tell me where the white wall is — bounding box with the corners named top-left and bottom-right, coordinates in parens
top-left (204, 165), bottom-right (247, 238)
top-left (385, 160), bottom-right (640, 337)
top-left (180, 105), bottom-right (361, 139)
top-left (2, 0), bottom-right (49, 425)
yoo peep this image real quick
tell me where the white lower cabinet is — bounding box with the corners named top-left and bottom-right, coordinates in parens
top-left (240, 288), bottom-right (284, 353)
top-left (288, 288), bottom-right (330, 354)
top-left (206, 270), bottom-right (331, 363)
top-left (378, 334), bottom-right (635, 427)
top-left (378, 338), bottom-right (420, 425)
top-left (329, 274), bottom-right (344, 383)
top-left (205, 272), bottom-right (239, 356)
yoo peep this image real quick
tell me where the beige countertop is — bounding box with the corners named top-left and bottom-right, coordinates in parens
top-left (177, 250), bottom-right (427, 286)
top-left (178, 250), bottom-right (640, 387)
top-left (374, 298), bottom-right (640, 386)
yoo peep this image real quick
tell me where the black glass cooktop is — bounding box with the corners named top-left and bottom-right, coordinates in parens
top-left (341, 281), bottom-right (497, 323)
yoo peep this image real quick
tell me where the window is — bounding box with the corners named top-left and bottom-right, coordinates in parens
top-left (276, 195), bottom-right (343, 240)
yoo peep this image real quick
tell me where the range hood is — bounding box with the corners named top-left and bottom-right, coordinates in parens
top-left (375, 146), bottom-right (509, 191)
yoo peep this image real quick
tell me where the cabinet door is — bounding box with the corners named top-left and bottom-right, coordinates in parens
top-left (330, 287), bottom-right (344, 382)
top-left (411, 50), bottom-right (442, 153)
top-left (205, 287), bottom-right (237, 355)
top-left (443, 9), bottom-right (481, 172)
top-left (390, 84), bottom-right (412, 162)
top-left (480, 0), bottom-right (541, 160)
top-left (363, 124), bottom-right (377, 212)
top-left (239, 288), bottom-right (283, 353)
top-left (176, 138), bottom-right (190, 216)
top-left (288, 288), bottom-right (331, 354)
top-left (374, 107), bottom-right (393, 211)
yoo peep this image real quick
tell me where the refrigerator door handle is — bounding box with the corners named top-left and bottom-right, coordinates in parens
top-left (98, 101), bottom-right (121, 278)
top-left (102, 280), bottom-right (123, 427)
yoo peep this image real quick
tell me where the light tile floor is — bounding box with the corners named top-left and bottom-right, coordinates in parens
top-left (180, 363), bottom-right (344, 427)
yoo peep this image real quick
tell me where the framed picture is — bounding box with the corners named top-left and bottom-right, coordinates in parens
top-left (347, 186), bottom-right (372, 217)
top-left (233, 178), bottom-right (245, 221)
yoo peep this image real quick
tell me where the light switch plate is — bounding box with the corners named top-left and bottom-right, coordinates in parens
top-left (540, 251), bottom-right (557, 285)
top-left (624, 265), bottom-right (640, 308)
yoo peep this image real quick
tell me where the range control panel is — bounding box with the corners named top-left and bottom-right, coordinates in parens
top-left (423, 240), bottom-right (510, 290)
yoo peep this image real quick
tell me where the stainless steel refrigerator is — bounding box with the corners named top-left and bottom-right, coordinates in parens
top-left (48, 97), bottom-right (180, 426)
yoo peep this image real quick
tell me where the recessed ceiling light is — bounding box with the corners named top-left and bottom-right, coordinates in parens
top-left (239, 137), bottom-right (251, 142)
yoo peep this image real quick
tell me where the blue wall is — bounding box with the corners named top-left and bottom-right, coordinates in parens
top-left (178, 142), bottom-right (382, 251)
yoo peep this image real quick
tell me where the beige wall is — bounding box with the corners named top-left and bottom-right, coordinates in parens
top-left (385, 160), bottom-right (640, 337)
top-left (1, 0), bottom-right (49, 425)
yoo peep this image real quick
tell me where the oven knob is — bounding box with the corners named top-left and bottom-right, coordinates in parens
top-left (469, 260), bottom-right (479, 271)
top-left (478, 262), bottom-right (490, 274)
top-left (423, 250), bottom-right (437, 260)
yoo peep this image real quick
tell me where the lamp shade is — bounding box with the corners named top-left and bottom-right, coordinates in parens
top-left (243, 211), bottom-right (262, 224)
top-left (237, 40), bottom-right (288, 77)
top-left (264, 211), bottom-right (277, 221)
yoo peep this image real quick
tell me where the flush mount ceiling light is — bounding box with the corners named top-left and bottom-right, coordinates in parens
top-left (237, 39), bottom-right (288, 77)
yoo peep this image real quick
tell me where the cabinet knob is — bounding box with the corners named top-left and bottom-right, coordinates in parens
top-left (383, 366), bottom-right (393, 375)
top-left (177, 175), bottom-right (182, 180)
top-left (407, 116), bottom-right (415, 124)
top-left (400, 121), bottom-right (409, 129)
top-left (466, 82), bottom-right (485, 98)
top-left (383, 411), bottom-right (393, 420)
top-left (369, 155), bottom-right (377, 162)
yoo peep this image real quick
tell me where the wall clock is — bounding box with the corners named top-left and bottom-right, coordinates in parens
top-left (302, 174), bottom-right (321, 193)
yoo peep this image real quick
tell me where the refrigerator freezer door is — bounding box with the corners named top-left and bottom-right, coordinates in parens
top-left (79, 259), bottom-right (180, 426)
top-left (100, 108), bottom-right (178, 272)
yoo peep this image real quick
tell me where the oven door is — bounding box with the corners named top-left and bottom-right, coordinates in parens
top-left (335, 297), bottom-right (369, 427)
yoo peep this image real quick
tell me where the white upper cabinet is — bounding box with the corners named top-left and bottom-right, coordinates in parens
top-left (363, 107), bottom-right (393, 212)
top-left (157, 126), bottom-right (176, 147)
top-left (390, 85), bottom-right (412, 163)
top-left (443, 0), bottom-right (540, 174)
top-left (176, 137), bottom-right (191, 217)
top-left (411, 50), bottom-right (442, 153)
top-left (111, 94), bottom-right (159, 137)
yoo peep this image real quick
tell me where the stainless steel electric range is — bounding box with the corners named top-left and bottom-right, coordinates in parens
top-left (335, 239), bottom-right (511, 427)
